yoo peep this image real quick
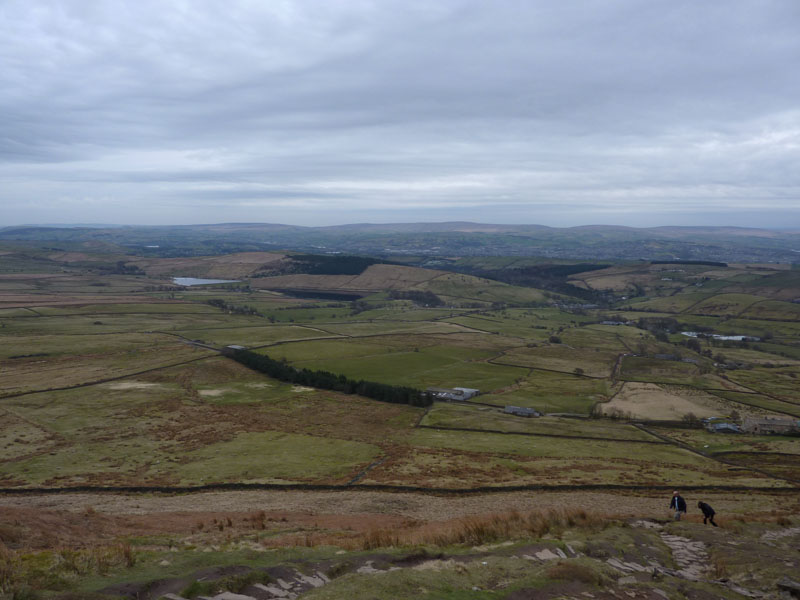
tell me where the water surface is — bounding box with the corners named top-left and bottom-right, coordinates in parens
top-left (173, 277), bottom-right (240, 286)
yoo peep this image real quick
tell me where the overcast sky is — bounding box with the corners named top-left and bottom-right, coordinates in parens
top-left (1, 1), bottom-right (799, 228)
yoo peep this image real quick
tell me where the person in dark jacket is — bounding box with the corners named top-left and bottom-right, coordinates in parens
top-left (697, 501), bottom-right (718, 526)
top-left (670, 491), bottom-right (687, 520)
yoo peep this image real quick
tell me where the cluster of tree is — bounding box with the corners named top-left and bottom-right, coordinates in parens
top-left (206, 298), bottom-right (262, 316)
top-left (227, 349), bottom-right (433, 407)
top-left (683, 337), bottom-right (706, 354)
top-left (273, 289), bottom-right (365, 301)
top-left (450, 263), bottom-right (614, 305)
top-left (634, 316), bottom-right (683, 342)
top-left (94, 261), bottom-right (145, 275)
top-left (388, 290), bottom-right (444, 306)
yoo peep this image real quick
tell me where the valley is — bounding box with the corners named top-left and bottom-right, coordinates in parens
top-left (1, 244), bottom-right (798, 599)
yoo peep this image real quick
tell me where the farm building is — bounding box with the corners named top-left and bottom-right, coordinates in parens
top-left (221, 344), bottom-right (247, 356)
top-left (504, 406), bottom-right (541, 418)
top-left (425, 387), bottom-right (480, 401)
top-left (706, 422), bottom-right (741, 434)
top-left (741, 416), bottom-right (799, 435)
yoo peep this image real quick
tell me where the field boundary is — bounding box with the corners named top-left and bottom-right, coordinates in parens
top-left (711, 450), bottom-right (800, 458)
top-left (705, 390), bottom-right (800, 418)
top-left (487, 356), bottom-right (609, 379)
top-left (635, 424), bottom-right (800, 485)
top-left (417, 424), bottom-right (667, 444)
top-left (0, 481), bottom-right (795, 497)
top-left (0, 354), bottom-right (216, 400)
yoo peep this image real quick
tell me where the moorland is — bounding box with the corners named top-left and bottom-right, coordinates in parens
top-left (0, 232), bottom-right (799, 599)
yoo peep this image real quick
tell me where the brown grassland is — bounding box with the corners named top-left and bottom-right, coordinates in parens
top-left (0, 249), bottom-right (798, 598)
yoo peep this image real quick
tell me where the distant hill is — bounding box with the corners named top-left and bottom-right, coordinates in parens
top-left (1, 222), bottom-right (799, 263)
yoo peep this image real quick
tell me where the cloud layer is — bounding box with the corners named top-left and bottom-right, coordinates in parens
top-left (2, 1), bottom-right (799, 227)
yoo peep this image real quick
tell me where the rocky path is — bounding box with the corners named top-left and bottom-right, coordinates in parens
top-left (657, 531), bottom-right (709, 581)
top-left (630, 520), bottom-right (775, 599)
top-left (94, 521), bottom-right (800, 600)
top-left (628, 520), bottom-right (711, 581)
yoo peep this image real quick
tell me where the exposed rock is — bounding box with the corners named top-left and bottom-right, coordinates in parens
top-left (762, 527), bottom-right (800, 542)
top-left (252, 583), bottom-right (294, 598)
top-left (658, 533), bottom-right (709, 581)
top-left (777, 577), bottom-right (800, 597)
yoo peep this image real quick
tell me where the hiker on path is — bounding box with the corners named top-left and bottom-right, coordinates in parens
top-left (670, 491), bottom-right (687, 521)
top-left (698, 501), bottom-right (718, 526)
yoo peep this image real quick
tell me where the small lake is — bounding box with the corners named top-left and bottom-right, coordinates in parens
top-left (681, 331), bottom-right (759, 341)
top-left (173, 277), bottom-right (241, 286)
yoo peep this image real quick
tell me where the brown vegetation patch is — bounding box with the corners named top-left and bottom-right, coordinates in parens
top-left (264, 508), bottom-right (609, 551)
top-left (250, 274), bottom-right (358, 290)
top-left (0, 294), bottom-right (173, 308)
top-left (129, 252), bottom-right (287, 278)
top-left (0, 343), bottom-right (210, 396)
top-left (360, 446), bottom-right (553, 488)
top-left (602, 383), bottom-right (726, 420)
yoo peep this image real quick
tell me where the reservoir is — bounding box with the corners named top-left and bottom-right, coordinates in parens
top-left (681, 331), bottom-right (759, 342)
top-left (173, 277), bottom-right (240, 286)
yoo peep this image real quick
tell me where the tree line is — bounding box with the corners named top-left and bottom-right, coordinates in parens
top-left (227, 348), bottom-right (433, 407)
top-left (388, 290), bottom-right (444, 306)
top-left (206, 298), bottom-right (262, 316)
top-left (450, 263), bottom-right (614, 305)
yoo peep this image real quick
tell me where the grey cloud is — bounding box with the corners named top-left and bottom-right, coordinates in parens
top-left (1, 1), bottom-right (799, 226)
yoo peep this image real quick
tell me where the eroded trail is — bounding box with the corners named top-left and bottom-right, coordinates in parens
top-left (657, 531), bottom-right (710, 581)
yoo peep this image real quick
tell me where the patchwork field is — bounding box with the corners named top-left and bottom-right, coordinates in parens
top-left (601, 382), bottom-right (729, 420)
top-left (1, 248), bottom-right (799, 598)
top-left (0, 255), bottom-right (797, 492)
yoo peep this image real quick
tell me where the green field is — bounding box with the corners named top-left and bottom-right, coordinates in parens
top-left (3, 237), bottom-right (800, 600)
top-left (420, 403), bottom-right (657, 441)
top-left (1, 254), bottom-right (799, 494)
top-left (683, 293), bottom-right (767, 317)
top-left (619, 356), bottom-right (719, 388)
top-left (740, 300), bottom-right (800, 321)
top-left (175, 324), bottom-right (339, 348)
top-left (478, 371), bottom-right (608, 414)
top-left (494, 345), bottom-right (619, 378)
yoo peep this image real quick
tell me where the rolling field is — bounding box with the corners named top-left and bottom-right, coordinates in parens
top-left (1, 250), bottom-right (800, 600)
top-left (724, 367), bottom-right (800, 404)
top-left (494, 345), bottom-right (619, 378)
top-left (601, 382), bottom-right (730, 420)
top-left (619, 357), bottom-right (724, 389)
top-left (1, 255), bottom-right (798, 496)
top-left (739, 299), bottom-right (800, 321)
top-left (685, 293), bottom-right (766, 317)
top-left (420, 403), bottom-right (656, 441)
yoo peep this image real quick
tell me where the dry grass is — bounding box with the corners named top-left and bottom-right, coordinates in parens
top-left (261, 508), bottom-right (610, 551)
top-left (0, 542), bottom-right (136, 596)
top-left (546, 560), bottom-right (604, 585)
top-left (602, 382), bottom-right (725, 420)
top-left (710, 555), bottom-right (729, 578)
top-left (0, 541), bottom-right (17, 593)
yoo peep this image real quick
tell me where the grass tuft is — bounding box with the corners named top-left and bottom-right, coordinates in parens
top-left (335, 508), bottom-right (610, 551)
top-left (546, 560), bottom-right (603, 585)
